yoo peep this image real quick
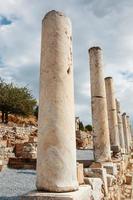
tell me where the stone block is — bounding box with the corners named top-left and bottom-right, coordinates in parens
top-left (15, 143), bottom-right (24, 157)
top-left (102, 162), bottom-right (118, 176)
top-left (8, 157), bottom-right (36, 169)
top-left (106, 174), bottom-right (116, 187)
top-left (89, 162), bottom-right (102, 168)
top-left (77, 163), bottom-right (84, 184)
top-left (20, 185), bottom-right (92, 200)
top-left (84, 177), bottom-right (104, 200)
top-left (84, 168), bottom-right (103, 178)
top-left (84, 167), bottom-right (108, 196)
top-left (125, 175), bottom-right (132, 185)
top-left (101, 168), bottom-right (108, 196)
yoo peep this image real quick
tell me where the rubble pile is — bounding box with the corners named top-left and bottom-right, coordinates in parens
top-left (76, 130), bottom-right (93, 149)
top-left (75, 117), bottom-right (93, 150)
top-left (0, 124), bottom-right (37, 170)
top-left (83, 145), bottom-right (133, 199)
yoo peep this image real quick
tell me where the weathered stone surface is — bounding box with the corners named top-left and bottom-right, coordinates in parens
top-left (125, 174), bottom-right (132, 185)
top-left (21, 185), bottom-right (92, 200)
top-left (122, 113), bottom-right (130, 152)
top-left (36, 10), bottom-right (78, 192)
top-left (8, 157), bottom-right (36, 169)
top-left (89, 47), bottom-right (111, 162)
top-left (77, 163), bottom-right (84, 184)
top-left (106, 174), bottom-right (116, 187)
top-left (22, 142), bottom-right (37, 159)
top-left (15, 143), bottom-right (24, 157)
top-left (89, 162), bottom-right (102, 168)
top-left (105, 77), bottom-right (120, 149)
top-left (84, 177), bottom-right (104, 200)
top-left (102, 162), bottom-right (118, 176)
top-left (76, 130), bottom-right (93, 149)
top-left (126, 116), bottom-right (132, 147)
top-left (84, 167), bottom-right (108, 196)
top-left (75, 117), bottom-right (80, 131)
top-left (116, 99), bottom-right (125, 152)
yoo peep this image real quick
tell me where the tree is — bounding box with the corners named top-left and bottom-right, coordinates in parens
top-left (34, 105), bottom-right (39, 119)
top-left (79, 121), bottom-right (84, 131)
top-left (0, 78), bottom-right (37, 123)
top-left (85, 124), bottom-right (92, 131)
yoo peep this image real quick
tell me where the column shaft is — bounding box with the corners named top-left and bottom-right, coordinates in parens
top-left (105, 77), bottom-right (120, 152)
top-left (36, 10), bottom-right (78, 192)
top-left (122, 113), bottom-right (130, 152)
top-left (89, 47), bottom-right (111, 162)
top-left (116, 99), bottom-right (125, 152)
top-left (126, 116), bottom-right (132, 148)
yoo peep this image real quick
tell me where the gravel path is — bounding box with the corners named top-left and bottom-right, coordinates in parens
top-left (0, 168), bottom-right (36, 200)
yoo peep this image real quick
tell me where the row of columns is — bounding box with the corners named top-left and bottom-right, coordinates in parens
top-left (89, 47), bottom-right (132, 161)
top-left (36, 10), bottom-right (132, 193)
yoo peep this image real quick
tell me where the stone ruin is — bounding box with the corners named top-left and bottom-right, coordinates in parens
top-left (0, 125), bottom-right (37, 170)
top-left (75, 117), bottom-right (93, 150)
top-left (0, 10), bottom-right (133, 200)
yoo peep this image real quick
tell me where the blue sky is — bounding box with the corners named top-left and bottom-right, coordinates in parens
top-left (0, 0), bottom-right (133, 125)
top-left (0, 16), bottom-right (12, 25)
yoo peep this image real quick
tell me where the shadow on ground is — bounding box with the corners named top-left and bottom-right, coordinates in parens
top-left (17, 171), bottom-right (36, 175)
top-left (0, 197), bottom-right (19, 200)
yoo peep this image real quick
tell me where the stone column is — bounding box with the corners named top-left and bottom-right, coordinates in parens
top-left (89, 47), bottom-right (111, 162)
top-left (122, 113), bottom-right (130, 152)
top-left (105, 77), bottom-right (120, 152)
top-left (116, 99), bottom-right (125, 153)
top-left (36, 10), bottom-right (78, 192)
top-left (126, 116), bottom-right (132, 147)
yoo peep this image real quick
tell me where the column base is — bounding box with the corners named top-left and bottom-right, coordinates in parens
top-left (20, 185), bottom-right (91, 200)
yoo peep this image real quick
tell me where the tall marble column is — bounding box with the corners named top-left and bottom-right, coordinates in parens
top-left (105, 77), bottom-right (120, 152)
top-left (89, 47), bottom-right (111, 162)
top-left (36, 10), bottom-right (78, 192)
top-left (126, 116), bottom-right (132, 147)
top-left (116, 99), bottom-right (125, 153)
top-left (122, 113), bottom-right (130, 152)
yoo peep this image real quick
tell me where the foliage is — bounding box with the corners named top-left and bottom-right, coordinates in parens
top-left (85, 124), bottom-right (92, 131)
top-left (34, 105), bottom-right (38, 119)
top-left (0, 78), bottom-right (37, 123)
top-left (79, 121), bottom-right (84, 131)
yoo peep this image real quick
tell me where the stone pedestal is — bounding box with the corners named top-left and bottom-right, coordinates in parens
top-left (89, 47), bottom-right (111, 162)
top-left (105, 77), bottom-right (120, 152)
top-left (116, 99), bottom-right (125, 153)
top-left (37, 10), bottom-right (78, 192)
top-left (21, 185), bottom-right (91, 200)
